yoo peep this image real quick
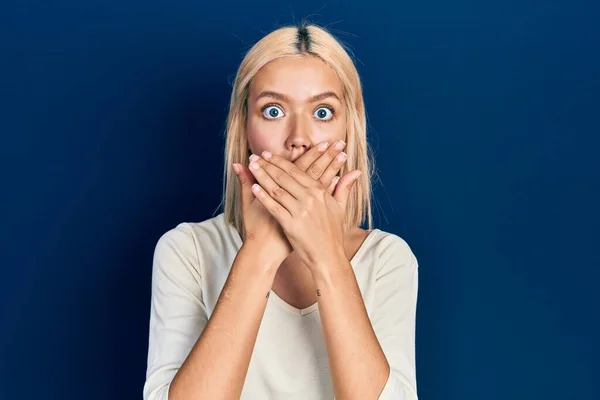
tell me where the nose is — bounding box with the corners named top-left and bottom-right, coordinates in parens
top-left (285, 115), bottom-right (313, 154)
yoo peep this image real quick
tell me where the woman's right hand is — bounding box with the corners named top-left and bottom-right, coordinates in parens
top-left (231, 140), bottom-right (348, 270)
top-left (232, 159), bottom-right (291, 270)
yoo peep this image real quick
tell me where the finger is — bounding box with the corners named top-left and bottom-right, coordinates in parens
top-left (232, 163), bottom-right (256, 209)
top-left (248, 156), bottom-right (300, 212)
top-left (319, 150), bottom-right (347, 188)
top-left (251, 183), bottom-right (292, 225)
top-left (293, 141), bottom-right (331, 172)
top-left (327, 176), bottom-right (340, 195)
top-left (306, 139), bottom-right (346, 182)
top-left (333, 170), bottom-right (362, 211)
top-left (260, 151), bottom-right (316, 189)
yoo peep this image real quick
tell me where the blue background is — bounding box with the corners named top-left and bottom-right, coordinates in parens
top-left (2, 0), bottom-right (599, 399)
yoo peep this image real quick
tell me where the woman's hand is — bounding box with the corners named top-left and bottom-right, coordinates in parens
top-left (246, 140), bottom-right (362, 271)
top-left (232, 161), bottom-right (291, 271)
top-left (232, 140), bottom-right (349, 270)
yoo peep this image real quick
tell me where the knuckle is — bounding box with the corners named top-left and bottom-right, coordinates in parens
top-left (288, 166), bottom-right (300, 176)
top-left (311, 186), bottom-right (326, 199)
top-left (272, 187), bottom-right (285, 197)
top-left (275, 171), bottom-right (286, 182)
top-left (302, 194), bottom-right (314, 207)
top-left (328, 147), bottom-right (340, 158)
top-left (295, 160), bottom-right (309, 171)
top-left (308, 166), bottom-right (323, 178)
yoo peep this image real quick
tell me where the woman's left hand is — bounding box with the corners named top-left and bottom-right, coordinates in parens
top-left (247, 148), bottom-right (362, 272)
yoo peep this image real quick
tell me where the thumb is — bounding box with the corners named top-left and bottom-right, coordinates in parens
top-left (333, 170), bottom-right (362, 211)
top-left (232, 163), bottom-right (256, 208)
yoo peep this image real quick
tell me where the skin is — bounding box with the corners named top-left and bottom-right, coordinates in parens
top-left (244, 55), bottom-right (370, 309)
top-left (246, 55), bottom-right (346, 164)
top-left (167, 55), bottom-right (390, 400)
top-left (168, 142), bottom-right (349, 400)
top-left (245, 56), bottom-right (391, 399)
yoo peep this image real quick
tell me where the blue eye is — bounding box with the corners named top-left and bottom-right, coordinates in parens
top-left (262, 105), bottom-right (285, 119)
top-left (314, 107), bottom-right (334, 121)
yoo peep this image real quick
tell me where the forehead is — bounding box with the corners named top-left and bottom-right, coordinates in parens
top-left (249, 56), bottom-right (343, 100)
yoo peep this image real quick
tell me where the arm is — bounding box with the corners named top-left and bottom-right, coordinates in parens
top-left (312, 236), bottom-right (419, 400)
top-left (143, 225), bottom-right (280, 400)
top-left (238, 150), bottom-right (418, 398)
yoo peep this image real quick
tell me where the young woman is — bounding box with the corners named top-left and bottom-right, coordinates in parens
top-left (143, 24), bottom-right (419, 400)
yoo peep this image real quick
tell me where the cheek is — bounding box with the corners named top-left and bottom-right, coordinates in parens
top-left (246, 118), bottom-right (280, 155)
top-left (310, 117), bottom-right (346, 143)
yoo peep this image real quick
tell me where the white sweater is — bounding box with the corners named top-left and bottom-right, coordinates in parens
top-left (143, 213), bottom-right (419, 400)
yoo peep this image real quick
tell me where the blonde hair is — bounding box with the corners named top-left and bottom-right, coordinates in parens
top-left (220, 23), bottom-right (374, 235)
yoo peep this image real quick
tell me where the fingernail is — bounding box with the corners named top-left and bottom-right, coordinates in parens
top-left (232, 163), bottom-right (240, 174)
top-left (318, 142), bottom-right (329, 151)
top-left (335, 140), bottom-right (346, 150)
top-left (249, 154), bottom-right (260, 162)
top-left (262, 150), bottom-right (272, 160)
top-left (250, 161), bottom-right (260, 170)
top-left (252, 184), bottom-right (261, 193)
top-left (337, 152), bottom-right (347, 162)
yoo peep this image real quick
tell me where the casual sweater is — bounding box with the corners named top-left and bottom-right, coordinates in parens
top-left (143, 213), bottom-right (419, 399)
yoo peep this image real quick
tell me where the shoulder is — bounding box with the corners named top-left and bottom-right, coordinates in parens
top-left (363, 228), bottom-right (419, 276)
top-left (153, 213), bottom-right (239, 263)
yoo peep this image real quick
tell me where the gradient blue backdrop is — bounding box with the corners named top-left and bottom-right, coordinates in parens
top-left (2, 1), bottom-right (599, 399)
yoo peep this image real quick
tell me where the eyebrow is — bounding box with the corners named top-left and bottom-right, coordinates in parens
top-left (255, 90), bottom-right (341, 103)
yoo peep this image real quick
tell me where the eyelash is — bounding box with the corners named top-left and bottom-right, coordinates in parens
top-left (260, 103), bottom-right (336, 122)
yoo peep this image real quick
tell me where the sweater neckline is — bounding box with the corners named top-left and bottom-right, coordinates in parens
top-left (224, 214), bottom-right (379, 317)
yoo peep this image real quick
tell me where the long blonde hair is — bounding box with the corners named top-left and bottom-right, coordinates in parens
top-left (220, 24), bottom-right (374, 234)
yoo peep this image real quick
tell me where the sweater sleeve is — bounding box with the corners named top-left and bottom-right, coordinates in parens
top-left (373, 235), bottom-right (419, 400)
top-left (143, 224), bottom-right (209, 400)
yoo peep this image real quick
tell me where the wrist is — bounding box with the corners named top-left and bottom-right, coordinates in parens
top-left (306, 247), bottom-right (348, 282)
top-left (239, 242), bottom-right (287, 274)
